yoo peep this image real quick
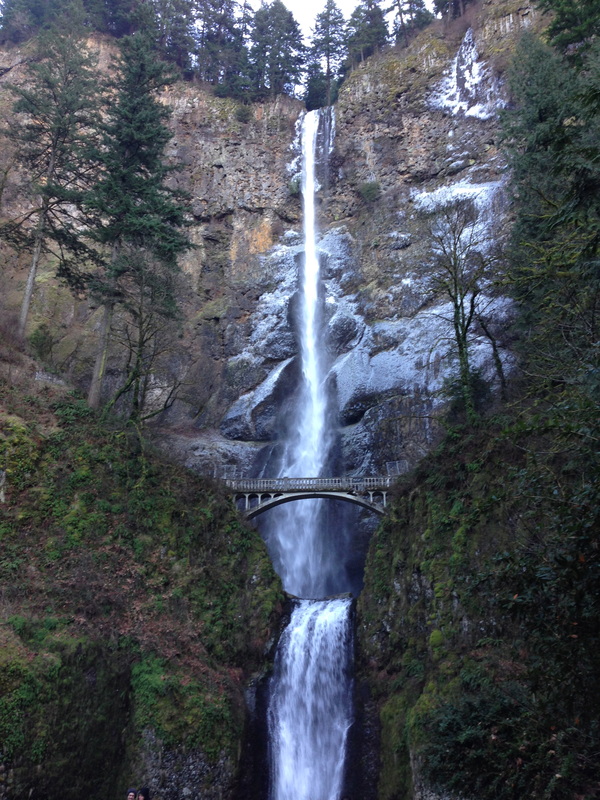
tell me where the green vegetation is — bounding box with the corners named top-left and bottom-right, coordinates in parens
top-left (360, 416), bottom-right (599, 799)
top-left (358, 180), bottom-right (381, 203)
top-left (359, 7), bottom-right (600, 799)
top-left (76, 30), bottom-right (192, 411)
top-left (0, 0), bottom-right (437, 106)
top-left (2, 26), bottom-right (99, 337)
top-left (2, 26), bottom-right (192, 415)
top-left (0, 373), bottom-right (283, 798)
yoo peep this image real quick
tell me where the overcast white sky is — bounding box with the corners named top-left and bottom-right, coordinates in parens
top-left (280, 0), bottom-right (362, 37)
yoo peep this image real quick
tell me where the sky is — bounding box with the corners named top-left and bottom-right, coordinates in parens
top-left (278, 0), bottom-right (362, 37)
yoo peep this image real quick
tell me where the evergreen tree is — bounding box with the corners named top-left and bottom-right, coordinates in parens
top-left (535, 0), bottom-right (600, 55)
top-left (500, 33), bottom-right (578, 241)
top-left (308, 0), bottom-right (346, 106)
top-left (501, 32), bottom-right (600, 394)
top-left (151, 0), bottom-right (197, 75)
top-left (217, 0), bottom-right (254, 98)
top-left (389, 0), bottom-right (432, 46)
top-left (1, 0), bottom-right (38, 43)
top-left (0, 0), bottom-right (135, 41)
top-left (433, 0), bottom-right (474, 22)
top-left (2, 25), bottom-right (99, 336)
top-left (304, 60), bottom-right (330, 110)
top-left (78, 32), bottom-right (191, 408)
top-left (100, 0), bottom-right (136, 36)
top-left (196, 0), bottom-right (241, 84)
top-left (0, 0), bottom-right (68, 43)
top-left (249, 0), bottom-right (305, 97)
top-left (346, 0), bottom-right (388, 69)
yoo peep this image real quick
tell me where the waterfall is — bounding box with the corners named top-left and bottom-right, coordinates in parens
top-left (268, 599), bottom-right (353, 800)
top-left (264, 109), bottom-right (353, 800)
top-left (262, 109), bottom-right (339, 599)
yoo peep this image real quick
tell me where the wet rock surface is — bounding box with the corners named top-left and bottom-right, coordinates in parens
top-left (150, 0), bottom-right (537, 479)
top-left (0, 3), bottom-right (539, 482)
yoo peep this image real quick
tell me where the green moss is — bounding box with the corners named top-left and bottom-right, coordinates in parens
top-left (0, 380), bottom-right (283, 798)
top-left (0, 416), bottom-right (41, 490)
top-left (360, 404), bottom-right (600, 800)
top-left (131, 655), bottom-right (240, 760)
top-left (379, 694), bottom-right (413, 800)
top-left (196, 296), bottom-right (230, 321)
top-left (0, 629), bottom-right (131, 795)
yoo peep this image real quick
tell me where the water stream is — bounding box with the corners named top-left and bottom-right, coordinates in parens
top-left (262, 109), bottom-right (354, 800)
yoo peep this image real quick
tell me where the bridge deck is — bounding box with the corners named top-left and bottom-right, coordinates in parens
top-left (226, 476), bottom-right (392, 518)
top-left (226, 476), bottom-right (392, 493)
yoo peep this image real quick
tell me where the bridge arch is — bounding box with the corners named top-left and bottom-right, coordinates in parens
top-left (239, 490), bottom-right (386, 520)
top-left (226, 477), bottom-right (391, 520)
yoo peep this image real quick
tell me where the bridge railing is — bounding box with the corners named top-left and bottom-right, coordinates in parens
top-left (225, 476), bottom-right (392, 493)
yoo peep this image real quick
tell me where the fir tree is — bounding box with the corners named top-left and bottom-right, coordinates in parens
top-left (151, 0), bottom-right (197, 75)
top-left (249, 0), bottom-right (305, 97)
top-left (308, 0), bottom-right (346, 106)
top-left (304, 60), bottom-right (330, 110)
top-left (0, 0), bottom-right (67, 43)
top-left (535, 0), bottom-right (600, 55)
top-left (501, 33), bottom-right (600, 394)
top-left (433, 0), bottom-right (474, 22)
top-left (346, 0), bottom-right (388, 69)
top-left (79, 31), bottom-right (191, 408)
top-left (196, 0), bottom-right (240, 84)
top-left (389, 0), bottom-right (432, 46)
top-left (2, 25), bottom-right (99, 336)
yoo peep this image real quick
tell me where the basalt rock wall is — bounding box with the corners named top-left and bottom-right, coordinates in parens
top-left (0, 0), bottom-right (543, 481)
top-left (157, 0), bottom-right (542, 481)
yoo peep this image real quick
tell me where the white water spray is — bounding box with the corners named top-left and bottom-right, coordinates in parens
top-left (266, 110), bottom-right (353, 800)
top-left (268, 599), bottom-right (353, 800)
top-left (265, 110), bottom-right (336, 599)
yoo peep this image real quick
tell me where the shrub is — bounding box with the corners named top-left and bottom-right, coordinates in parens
top-left (358, 181), bottom-right (381, 203)
top-left (29, 324), bottom-right (54, 362)
top-left (235, 105), bottom-right (252, 123)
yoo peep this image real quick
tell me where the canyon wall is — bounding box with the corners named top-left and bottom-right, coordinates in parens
top-left (0, 2), bottom-right (553, 799)
top-left (0, 0), bottom-right (542, 484)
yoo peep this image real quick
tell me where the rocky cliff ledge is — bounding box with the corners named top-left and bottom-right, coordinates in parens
top-left (0, 0), bottom-right (542, 483)
top-left (155, 0), bottom-right (542, 481)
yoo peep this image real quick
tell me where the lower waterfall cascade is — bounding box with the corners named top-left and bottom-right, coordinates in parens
top-left (259, 108), bottom-right (356, 800)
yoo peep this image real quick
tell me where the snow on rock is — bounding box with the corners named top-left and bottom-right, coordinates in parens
top-left (412, 178), bottom-right (503, 213)
top-left (217, 220), bottom-right (513, 470)
top-left (412, 176), bottom-right (507, 249)
top-left (331, 294), bottom-right (512, 426)
top-left (220, 357), bottom-right (294, 441)
top-left (429, 28), bottom-right (504, 120)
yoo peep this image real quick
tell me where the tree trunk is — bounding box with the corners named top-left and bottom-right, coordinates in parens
top-left (477, 314), bottom-right (507, 401)
top-left (18, 199), bottom-right (48, 338)
top-left (457, 339), bottom-right (477, 424)
top-left (87, 301), bottom-right (114, 409)
top-left (396, 0), bottom-right (409, 46)
top-left (88, 242), bottom-right (120, 409)
top-left (454, 300), bottom-right (477, 424)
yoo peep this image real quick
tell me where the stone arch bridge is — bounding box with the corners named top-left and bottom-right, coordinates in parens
top-left (225, 476), bottom-right (392, 520)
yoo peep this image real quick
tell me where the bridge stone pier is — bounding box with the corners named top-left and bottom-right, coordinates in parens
top-left (225, 476), bottom-right (392, 519)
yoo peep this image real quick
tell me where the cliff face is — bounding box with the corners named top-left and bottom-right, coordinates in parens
top-left (0, 3), bottom-right (556, 800)
top-left (0, 351), bottom-right (283, 800)
top-left (158, 0), bottom-right (542, 481)
top-left (0, 1), bottom-right (541, 482)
